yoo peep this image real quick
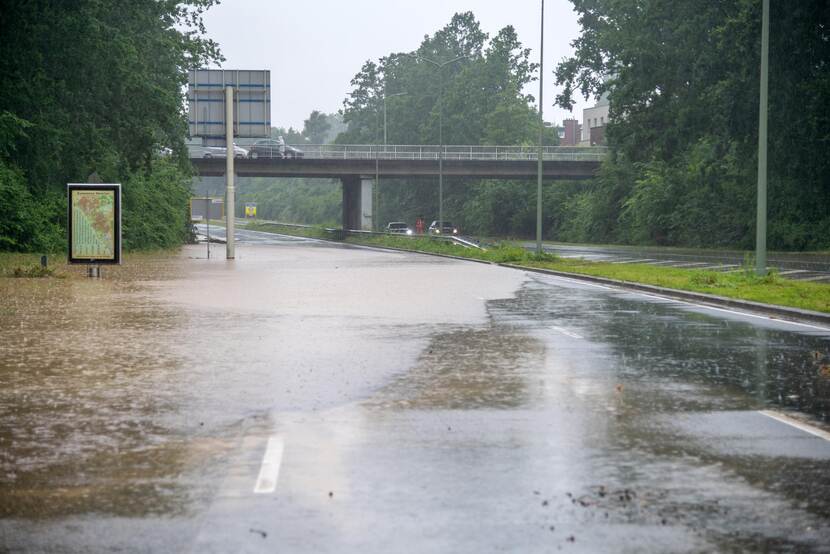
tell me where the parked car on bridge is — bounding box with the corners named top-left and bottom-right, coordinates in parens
top-left (283, 145), bottom-right (304, 159)
top-left (386, 222), bottom-right (413, 235)
top-left (428, 221), bottom-right (458, 235)
top-left (192, 144), bottom-right (248, 159)
top-left (248, 139), bottom-right (284, 159)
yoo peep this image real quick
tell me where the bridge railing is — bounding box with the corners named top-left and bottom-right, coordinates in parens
top-left (295, 144), bottom-right (608, 162)
top-left (193, 144), bottom-right (609, 162)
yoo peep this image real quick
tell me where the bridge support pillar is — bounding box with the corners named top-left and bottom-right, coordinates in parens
top-left (341, 175), bottom-right (373, 231)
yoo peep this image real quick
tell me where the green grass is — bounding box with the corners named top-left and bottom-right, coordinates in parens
top-left (245, 221), bottom-right (334, 240)
top-left (0, 253), bottom-right (63, 278)
top-left (521, 258), bottom-right (830, 313)
top-left (345, 235), bottom-right (557, 265)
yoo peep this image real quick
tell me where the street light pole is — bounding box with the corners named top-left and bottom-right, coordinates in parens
top-left (439, 70), bottom-right (444, 233)
top-left (225, 85), bottom-right (235, 260)
top-left (536, 0), bottom-right (545, 256)
top-left (755, 0), bottom-right (769, 275)
top-left (407, 54), bottom-right (468, 233)
top-left (383, 92), bottom-right (407, 147)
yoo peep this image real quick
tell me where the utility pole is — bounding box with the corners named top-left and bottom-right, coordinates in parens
top-left (225, 85), bottom-right (235, 260)
top-left (536, 0), bottom-right (545, 256)
top-left (755, 0), bottom-right (769, 275)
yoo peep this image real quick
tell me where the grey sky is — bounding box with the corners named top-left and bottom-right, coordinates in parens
top-left (201, 0), bottom-right (591, 133)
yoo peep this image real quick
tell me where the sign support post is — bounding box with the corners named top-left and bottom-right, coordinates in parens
top-left (225, 85), bottom-right (235, 260)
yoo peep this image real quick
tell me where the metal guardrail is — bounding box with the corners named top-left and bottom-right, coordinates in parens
top-left (190, 144), bottom-right (609, 162)
top-left (244, 219), bottom-right (483, 249)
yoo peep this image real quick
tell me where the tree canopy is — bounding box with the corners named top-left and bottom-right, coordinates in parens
top-left (554, 0), bottom-right (830, 250)
top-left (0, 0), bottom-right (222, 251)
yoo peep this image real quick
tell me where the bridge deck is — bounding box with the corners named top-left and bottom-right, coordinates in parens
top-left (190, 145), bottom-right (606, 180)
top-left (192, 157), bottom-right (602, 179)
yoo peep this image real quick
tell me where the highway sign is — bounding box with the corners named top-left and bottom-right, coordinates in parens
top-left (188, 69), bottom-right (270, 139)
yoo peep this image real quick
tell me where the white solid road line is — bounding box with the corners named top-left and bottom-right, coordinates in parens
top-left (758, 410), bottom-right (830, 442)
top-left (254, 436), bottom-right (285, 494)
top-left (552, 326), bottom-right (583, 339)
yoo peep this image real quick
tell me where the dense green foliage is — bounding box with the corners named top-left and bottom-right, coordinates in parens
top-left (334, 12), bottom-right (557, 234)
top-left (238, 178), bottom-right (341, 226)
top-left (0, 0), bottom-right (221, 252)
top-left (554, 0), bottom-right (830, 250)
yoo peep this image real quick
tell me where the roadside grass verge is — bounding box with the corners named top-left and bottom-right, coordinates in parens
top-left (521, 258), bottom-right (830, 313)
top-left (344, 234), bottom-right (556, 264)
top-left (245, 221), bottom-right (333, 240)
top-left (0, 253), bottom-right (63, 278)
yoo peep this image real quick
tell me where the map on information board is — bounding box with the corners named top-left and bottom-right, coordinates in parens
top-left (67, 184), bottom-right (121, 264)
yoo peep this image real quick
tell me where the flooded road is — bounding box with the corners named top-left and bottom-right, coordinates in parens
top-left (1, 235), bottom-right (829, 552)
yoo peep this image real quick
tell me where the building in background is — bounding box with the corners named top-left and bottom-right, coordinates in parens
top-left (581, 92), bottom-right (610, 146)
top-left (561, 118), bottom-right (581, 146)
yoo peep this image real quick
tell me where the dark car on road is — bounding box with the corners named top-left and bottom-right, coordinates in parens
top-left (386, 222), bottom-right (413, 235)
top-left (428, 220), bottom-right (458, 235)
top-left (248, 139), bottom-right (283, 159)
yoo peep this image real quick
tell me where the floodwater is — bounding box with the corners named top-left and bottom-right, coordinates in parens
top-left (1, 233), bottom-right (829, 552)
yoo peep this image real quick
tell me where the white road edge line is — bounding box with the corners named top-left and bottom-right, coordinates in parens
top-left (254, 436), bottom-right (285, 494)
top-left (758, 410), bottom-right (830, 441)
top-left (552, 326), bottom-right (583, 339)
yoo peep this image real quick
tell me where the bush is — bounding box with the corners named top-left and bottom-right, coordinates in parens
top-left (122, 158), bottom-right (191, 250)
top-left (0, 160), bottom-right (63, 252)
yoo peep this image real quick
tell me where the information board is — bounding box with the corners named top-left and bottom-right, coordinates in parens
top-left (67, 184), bottom-right (121, 264)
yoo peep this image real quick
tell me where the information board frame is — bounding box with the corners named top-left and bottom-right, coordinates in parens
top-left (190, 197), bottom-right (225, 222)
top-left (67, 183), bottom-right (122, 265)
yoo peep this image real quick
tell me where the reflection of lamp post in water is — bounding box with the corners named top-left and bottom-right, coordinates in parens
top-left (407, 54), bottom-right (468, 233)
top-left (205, 195), bottom-right (211, 259)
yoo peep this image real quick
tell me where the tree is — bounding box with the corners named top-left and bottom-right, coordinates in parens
top-left (553, 0), bottom-right (830, 249)
top-left (0, 0), bottom-right (222, 251)
top-left (303, 111), bottom-right (333, 144)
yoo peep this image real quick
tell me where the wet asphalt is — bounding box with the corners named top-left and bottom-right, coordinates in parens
top-left (1, 230), bottom-right (829, 553)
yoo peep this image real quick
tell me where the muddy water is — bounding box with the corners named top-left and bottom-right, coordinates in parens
top-left (2, 240), bottom-right (830, 553)
top-left (0, 243), bottom-right (524, 522)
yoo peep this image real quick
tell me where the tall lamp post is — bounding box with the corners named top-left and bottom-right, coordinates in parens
top-left (384, 91), bottom-right (408, 146)
top-left (755, 0), bottom-right (769, 275)
top-left (375, 91), bottom-right (408, 232)
top-left (408, 54), bottom-right (468, 232)
top-left (536, 0), bottom-right (545, 256)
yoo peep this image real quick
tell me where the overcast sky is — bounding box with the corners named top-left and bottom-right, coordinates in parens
top-left (201, 0), bottom-right (593, 132)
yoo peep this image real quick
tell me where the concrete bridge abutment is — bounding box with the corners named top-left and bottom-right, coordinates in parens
top-left (341, 175), bottom-right (374, 231)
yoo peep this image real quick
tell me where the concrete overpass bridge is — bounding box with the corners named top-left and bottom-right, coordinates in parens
top-left (191, 144), bottom-right (607, 230)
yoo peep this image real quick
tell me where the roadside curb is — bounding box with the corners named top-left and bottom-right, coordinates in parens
top-left (500, 263), bottom-right (830, 326)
